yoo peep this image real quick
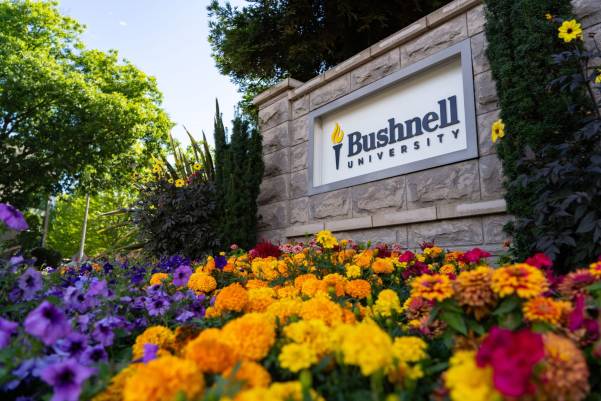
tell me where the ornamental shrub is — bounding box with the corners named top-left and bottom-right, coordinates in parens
top-left (484, 0), bottom-right (599, 271)
top-left (214, 101), bottom-right (264, 249)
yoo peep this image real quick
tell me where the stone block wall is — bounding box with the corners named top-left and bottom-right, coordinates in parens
top-left (252, 0), bottom-right (601, 253)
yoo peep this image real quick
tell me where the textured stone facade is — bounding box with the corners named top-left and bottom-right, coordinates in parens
top-left (252, 0), bottom-right (600, 253)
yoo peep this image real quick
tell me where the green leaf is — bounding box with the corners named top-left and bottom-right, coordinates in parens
top-left (586, 282), bottom-right (601, 292)
top-left (440, 311), bottom-right (467, 335)
top-left (493, 296), bottom-right (521, 316)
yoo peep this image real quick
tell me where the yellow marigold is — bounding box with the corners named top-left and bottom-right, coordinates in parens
top-left (315, 230), bottom-right (338, 249)
top-left (92, 365), bottom-right (138, 401)
top-left (299, 296), bottom-right (344, 326)
top-left (539, 333), bottom-right (590, 401)
top-left (201, 256), bottom-right (216, 273)
top-left (373, 289), bottom-right (402, 317)
top-left (372, 257), bottom-right (395, 274)
top-left (149, 272), bottom-right (169, 286)
top-left (221, 313), bottom-right (276, 361)
top-left (345, 263), bottom-right (361, 278)
top-left (224, 361), bottom-right (271, 389)
top-left (279, 343), bottom-right (318, 372)
top-left (204, 306), bottom-right (220, 318)
top-left (491, 263), bottom-right (548, 298)
top-left (454, 266), bottom-right (497, 320)
top-left (423, 246), bottom-right (443, 258)
top-left (558, 19), bottom-right (583, 43)
top-left (444, 350), bottom-right (501, 401)
top-left (387, 336), bottom-right (428, 382)
top-left (215, 282), bottom-right (249, 313)
top-left (410, 274), bottom-right (454, 302)
top-left (322, 273), bottom-right (346, 297)
top-left (440, 264), bottom-right (457, 275)
top-left (589, 261), bottom-right (601, 279)
top-left (265, 298), bottom-right (302, 324)
top-left (132, 326), bottom-right (175, 360)
top-left (184, 328), bottom-right (238, 373)
top-left (246, 279), bottom-right (268, 289)
top-left (251, 257), bottom-right (280, 281)
top-left (353, 250), bottom-right (374, 268)
top-left (336, 249), bottom-right (356, 264)
top-left (246, 287), bottom-right (276, 313)
top-left (345, 279), bottom-right (371, 299)
top-left (123, 356), bottom-right (204, 401)
top-left (187, 271), bottom-right (217, 294)
top-left (233, 381), bottom-right (322, 401)
top-left (283, 319), bottom-right (332, 355)
top-left (337, 321), bottom-right (393, 376)
top-left (523, 296), bottom-right (571, 326)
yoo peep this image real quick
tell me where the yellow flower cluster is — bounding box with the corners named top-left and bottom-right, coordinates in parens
top-left (187, 271), bottom-right (217, 294)
top-left (316, 230), bottom-right (338, 249)
top-left (132, 325), bottom-right (175, 359)
top-left (523, 296), bottom-right (571, 326)
top-left (410, 274), bottom-right (454, 302)
top-left (444, 351), bottom-right (501, 401)
top-left (373, 289), bottom-right (402, 317)
top-left (149, 272), bottom-right (169, 286)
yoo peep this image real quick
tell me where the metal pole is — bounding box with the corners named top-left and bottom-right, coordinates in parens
top-left (77, 193), bottom-right (90, 261)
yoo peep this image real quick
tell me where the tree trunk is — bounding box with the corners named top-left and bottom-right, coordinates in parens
top-left (77, 193), bottom-right (90, 262)
top-left (41, 196), bottom-right (51, 247)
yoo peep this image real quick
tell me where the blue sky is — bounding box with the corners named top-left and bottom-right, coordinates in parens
top-left (59, 0), bottom-right (246, 146)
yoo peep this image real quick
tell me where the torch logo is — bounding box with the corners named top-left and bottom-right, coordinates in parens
top-left (331, 122), bottom-right (344, 170)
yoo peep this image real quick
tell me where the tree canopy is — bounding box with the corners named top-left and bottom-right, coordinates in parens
top-left (0, 0), bottom-right (172, 209)
top-left (208, 0), bottom-right (451, 98)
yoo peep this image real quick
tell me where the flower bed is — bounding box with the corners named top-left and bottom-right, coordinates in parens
top-left (1, 231), bottom-right (601, 401)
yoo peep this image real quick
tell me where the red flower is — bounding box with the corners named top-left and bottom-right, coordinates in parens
top-left (568, 294), bottom-right (600, 344)
top-left (398, 250), bottom-right (415, 263)
top-left (525, 253), bottom-right (553, 269)
top-left (476, 327), bottom-right (544, 398)
top-left (459, 248), bottom-right (491, 264)
top-left (249, 241), bottom-right (281, 259)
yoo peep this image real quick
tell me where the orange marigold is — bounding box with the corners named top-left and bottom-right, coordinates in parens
top-left (149, 272), bottom-right (169, 286)
top-left (246, 287), bottom-right (276, 313)
top-left (188, 271), bottom-right (217, 294)
top-left (454, 266), bottom-right (497, 320)
top-left (294, 274), bottom-right (318, 291)
top-left (265, 298), bottom-right (302, 324)
top-left (246, 279), bottom-right (268, 289)
top-left (221, 313), bottom-right (276, 361)
top-left (372, 258), bottom-right (395, 274)
top-left (410, 274), bottom-right (454, 302)
top-left (345, 279), bottom-right (372, 299)
top-left (523, 296), bottom-right (571, 326)
top-left (215, 282), bottom-right (249, 313)
top-left (276, 284), bottom-right (299, 299)
top-left (184, 328), bottom-right (238, 373)
top-left (353, 250), bottom-right (374, 268)
top-left (322, 273), bottom-right (346, 297)
top-left (299, 296), bottom-right (344, 326)
top-left (223, 361), bottom-right (271, 389)
top-left (301, 278), bottom-right (326, 297)
top-left (539, 333), bottom-right (590, 401)
top-left (491, 263), bottom-right (548, 298)
top-left (440, 264), bottom-right (457, 275)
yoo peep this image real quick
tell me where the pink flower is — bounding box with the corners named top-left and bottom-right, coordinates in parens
top-left (476, 327), bottom-right (544, 397)
top-left (525, 253), bottom-right (553, 269)
top-left (398, 250), bottom-right (415, 263)
top-left (459, 248), bottom-right (491, 264)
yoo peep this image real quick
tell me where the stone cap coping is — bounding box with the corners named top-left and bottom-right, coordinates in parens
top-left (253, 0), bottom-right (483, 107)
top-left (284, 198), bottom-right (506, 238)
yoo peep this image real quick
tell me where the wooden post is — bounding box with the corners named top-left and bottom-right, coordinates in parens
top-left (77, 193), bottom-right (90, 261)
top-left (41, 196), bottom-right (51, 247)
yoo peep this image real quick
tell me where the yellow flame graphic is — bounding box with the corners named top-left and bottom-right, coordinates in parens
top-left (330, 122), bottom-right (344, 144)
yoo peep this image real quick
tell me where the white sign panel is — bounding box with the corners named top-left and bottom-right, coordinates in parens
top-left (308, 40), bottom-right (477, 194)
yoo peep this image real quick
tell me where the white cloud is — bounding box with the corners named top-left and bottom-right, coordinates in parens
top-left (119, 20), bottom-right (128, 26)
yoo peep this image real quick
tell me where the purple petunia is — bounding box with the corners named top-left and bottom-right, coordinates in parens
top-left (18, 268), bottom-right (43, 300)
top-left (0, 318), bottom-right (18, 349)
top-left (176, 310), bottom-right (195, 323)
top-left (24, 301), bottom-right (71, 345)
top-left (0, 203), bottom-right (28, 231)
top-left (80, 345), bottom-right (108, 366)
top-left (55, 332), bottom-right (88, 358)
top-left (63, 287), bottom-right (90, 313)
top-left (142, 343), bottom-right (159, 363)
top-left (145, 296), bottom-right (170, 316)
top-left (172, 264), bottom-right (192, 287)
top-left (92, 321), bottom-right (114, 347)
top-left (41, 358), bottom-right (95, 401)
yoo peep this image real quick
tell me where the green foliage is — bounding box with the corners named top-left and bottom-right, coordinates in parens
top-left (207, 0), bottom-right (451, 116)
top-left (0, 0), bottom-right (171, 209)
top-left (47, 191), bottom-right (138, 258)
top-left (135, 131), bottom-right (220, 259)
top-left (214, 101), bottom-right (263, 249)
top-left (484, 0), bottom-right (592, 270)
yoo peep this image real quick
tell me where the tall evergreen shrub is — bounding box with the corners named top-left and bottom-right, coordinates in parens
top-left (485, 0), bottom-right (598, 271)
top-left (213, 101), bottom-right (264, 249)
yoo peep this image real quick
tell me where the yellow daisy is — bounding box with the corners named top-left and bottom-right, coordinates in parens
top-left (193, 162), bottom-right (203, 171)
top-left (558, 19), bottom-right (583, 43)
top-left (491, 119), bottom-right (505, 143)
top-left (175, 179), bottom-right (185, 188)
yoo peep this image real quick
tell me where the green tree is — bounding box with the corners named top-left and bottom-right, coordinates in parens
top-left (208, 0), bottom-right (451, 114)
top-left (0, 0), bottom-right (171, 209)
top-left (46, 191), bottom-right (138, 258)
top-left (214, 102), bottom-right (263, 249)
